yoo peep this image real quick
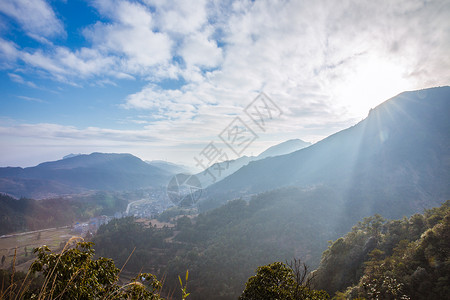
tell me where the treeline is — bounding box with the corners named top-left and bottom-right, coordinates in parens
top-left (0, 192), bottom-right (127, 234)
top-left (314, 200), bottom-right (450, 299)
top-left (93, 217), bottom-right (173, 272)
top-left (92, 187), bottom-right (349, 299)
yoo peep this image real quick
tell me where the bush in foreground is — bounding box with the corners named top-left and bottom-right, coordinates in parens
top-left (240, 261), bottom-right (329, 300)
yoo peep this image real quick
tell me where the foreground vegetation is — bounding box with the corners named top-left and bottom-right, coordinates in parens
top-left (0, 239), bottom-right (328, 299)
top-left (1, 239), bottom-right (166, 299)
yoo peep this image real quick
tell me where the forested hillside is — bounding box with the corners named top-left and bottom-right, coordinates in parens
top-left (0, 193), bottom-right (127, 235)
top-left (92, 187), bottom-right (344, 299)
top-left (314, 200), bottom-right (450, 299)
top-left (90, 198), bottom-right (450, 300)
top-left (92, 185), bottom-right (446, 299)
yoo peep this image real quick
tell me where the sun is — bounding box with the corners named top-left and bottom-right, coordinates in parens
top-left (335, 57), bottom-right (412, 118)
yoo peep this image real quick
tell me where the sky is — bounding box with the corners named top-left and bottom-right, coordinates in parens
top-left (0, 0), bottom-right (449, 168)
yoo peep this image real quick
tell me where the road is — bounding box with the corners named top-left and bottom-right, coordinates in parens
top-left (125, 198), bottom-right (154, 214)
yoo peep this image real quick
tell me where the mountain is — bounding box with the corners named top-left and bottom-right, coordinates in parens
top-left (146, 160), bottom-right (194, 175)
top-left (63, 153), bottom-right (82, 159)
top-left (195, 155), bottom-right (254, 189)
top-left (0, 153), bottom-right (170, 199)
top-left (204, 87), bottom-right (450, 219)
top-left (0, 177), bottom-right (81, 200)
top-left (0, 138), bottom-right (311, 199)
top-left (313, 200), bottom-right (450, 298)
top-left (195, 139), bottom-right (311, 188)
top-left (256, 139), bottom-right (311, 159)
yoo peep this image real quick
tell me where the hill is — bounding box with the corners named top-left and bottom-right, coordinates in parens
top-left (195, 139), bottom-right (310, 188)
top-left (0, 153), bottom-right (170, 198)
top-left (204, 87), bottom-right (450, 219)
top-left (146, 160), bottom-right (194, 175)
top-left (0, 192), bottom-right (128, 234)
top-left (313, 200), bottom-right (450, 299)
top-left (256, 139), bottom-right (311, 160)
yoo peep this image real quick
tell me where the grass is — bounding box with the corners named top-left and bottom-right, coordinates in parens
top-left (0, 227), bottom-right (72, 272)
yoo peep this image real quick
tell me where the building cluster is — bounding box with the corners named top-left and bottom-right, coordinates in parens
top-left (72, 215), bottom-right (111, 236)
top-left (125, 199), bottom-right (172, 218)
top-left (72, 195), bottom-right (173, 236)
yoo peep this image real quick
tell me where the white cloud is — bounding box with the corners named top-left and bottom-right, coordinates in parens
top-left (16, 95), bottom-right (46, 103)
top-left (0, 123), bottom-right (159, 142)
top-left (0, 0), bottom-right (65, 39)
top-left (0, 38), bottom-right (19, 63)
top-left (147, 0), bottom-right (208, 35)
top-left (8, 73), bottom-right (37, 88)
top-left (118, 0), bottom-right (450, 157)
top-left (123, 84), bottom-right (203, 122)
top-left (55, 47), bottom-right (116, 77)
top-left (11, 46), bottom-right (116, 83)
top-left (179, 29), bottom-right (223, 68)
top-left (21, 50), bottom-right (67, 75)
top-left (86, 0), bottom-right (173, 72)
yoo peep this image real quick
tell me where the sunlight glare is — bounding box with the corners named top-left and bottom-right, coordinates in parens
top-left (336, 58), bottom-right (411, 118)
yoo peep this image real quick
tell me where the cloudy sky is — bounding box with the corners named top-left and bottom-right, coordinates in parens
top-left (0, 0), bottom-right (449, 167)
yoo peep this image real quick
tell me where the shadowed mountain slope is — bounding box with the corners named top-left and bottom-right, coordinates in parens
top-left (204, 87), bottom-right (450, 219)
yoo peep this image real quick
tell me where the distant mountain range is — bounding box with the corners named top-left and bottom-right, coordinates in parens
top-left (0, 139), bottom-right (311, 199)
top-left (195, 139), bottom-right (311, 188)
top-left (257, 139), bottom-right (311, 159)
top-left (0, 153), bottom-right (170, 199)
top-left (62, 153), bottom-right (83, 159)
top-left (204, 87), bottom-right (450, 219)
top-left (146, 160), bottom-right (195, 175)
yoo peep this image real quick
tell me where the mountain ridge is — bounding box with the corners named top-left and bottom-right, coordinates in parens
top-left (256, 138), bottom-right (311, 160)
top-left (194, 139), bottom-right (311, 188)
top-left (0, 153), bottom-right (170, 198)
top-left (203, 86), bottom-right (450, 219)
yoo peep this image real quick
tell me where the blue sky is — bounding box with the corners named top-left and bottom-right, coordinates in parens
top-left (0, 0), bottom-right (449, 167)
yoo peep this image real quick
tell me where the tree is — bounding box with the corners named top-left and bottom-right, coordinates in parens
top-left (29, 241), bottom-right (164, 299)
top-left (239, 262), bottom-right (329, 300)
top-left (288, 258), bottom-right (315, 289)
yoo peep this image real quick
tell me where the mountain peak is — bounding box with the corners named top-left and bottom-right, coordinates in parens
top-left (0, 152), bottom-right (169, 198)
top-left (63, 153), bottom-right (82, 160)
top-left (257, 139), bottom-right (311, 159)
